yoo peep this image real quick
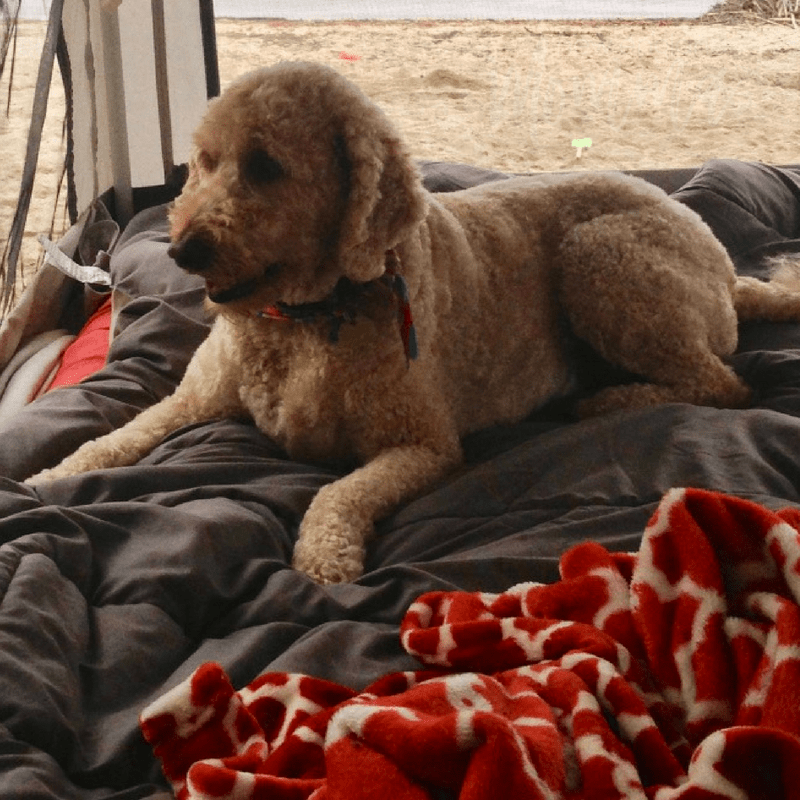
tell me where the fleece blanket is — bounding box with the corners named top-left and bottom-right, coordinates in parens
top-left (140, 487), bottom-right (800, 799)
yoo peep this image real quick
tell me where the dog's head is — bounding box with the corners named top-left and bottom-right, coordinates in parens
top-left (168, 62), bottom-right (427, 312)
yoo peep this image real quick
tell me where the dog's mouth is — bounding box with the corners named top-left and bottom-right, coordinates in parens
top-left (207, 278), bottom-right (259, 304)
top-left (206, 263), bottom-right (284, 305)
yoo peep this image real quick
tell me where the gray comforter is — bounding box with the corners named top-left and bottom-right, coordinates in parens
top-left (0, 158), bottom-right (799, 798)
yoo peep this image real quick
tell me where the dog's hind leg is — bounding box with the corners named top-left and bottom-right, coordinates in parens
top-left (575, 349), bottom-right (750, 417)
top-left (734, 270), bottom-right (800, 322)
top-left (556, 211), bottom-right (751, 416)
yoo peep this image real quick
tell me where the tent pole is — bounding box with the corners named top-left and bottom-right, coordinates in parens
top-left (199, 0), bottom-right (219, 99)
top-left (150, 0), bottom-right (174, 181)
top-left (2, 0), bottom-right (65, 314)
top-left (98, 0), bottom-right (133, 226)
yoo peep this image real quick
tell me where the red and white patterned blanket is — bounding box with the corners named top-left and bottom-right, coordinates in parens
top-left (140, 487), bottom-right (800, 798)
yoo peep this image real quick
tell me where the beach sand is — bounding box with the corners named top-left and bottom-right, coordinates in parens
top-left (2, 15), bottom-right (799, 289)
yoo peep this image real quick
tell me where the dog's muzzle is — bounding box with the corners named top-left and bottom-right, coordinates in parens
top-left (168, 234), bottom-right (215, 273)
top-left (168, 235), bottom-right (283, 304)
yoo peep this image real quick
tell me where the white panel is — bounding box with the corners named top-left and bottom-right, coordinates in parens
top-left (61, 0), bottom-right (116, 213)
top-left (61, 0), bottom-right (135, 219)
top-left (59, 0), bottom-right (212, 218)
top-left (117, 0), bottom-right (164, 188)
top-left (163, 0), bottom-right (208, 166)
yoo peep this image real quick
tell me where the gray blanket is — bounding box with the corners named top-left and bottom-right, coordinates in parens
top-left (0, 158), bottom-right (799, 798)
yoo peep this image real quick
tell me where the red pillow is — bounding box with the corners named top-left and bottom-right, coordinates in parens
top-left (47, 296), bottom-right (113, 391)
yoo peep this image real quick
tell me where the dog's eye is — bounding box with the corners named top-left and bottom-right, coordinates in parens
top-left (196, 150), bottom-right (218, 173)
top-left (244, 149), bottom-right (284, 186)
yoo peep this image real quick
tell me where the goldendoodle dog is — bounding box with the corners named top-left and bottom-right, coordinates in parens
top-left (27, 62), bottom-right (800, 583)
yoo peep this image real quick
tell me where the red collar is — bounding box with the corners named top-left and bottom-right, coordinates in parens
top-left (258, 249), bottom-right (418, 363)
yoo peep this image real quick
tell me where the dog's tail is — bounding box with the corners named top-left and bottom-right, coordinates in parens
top-left (734, 255), bottom-right (800, 322)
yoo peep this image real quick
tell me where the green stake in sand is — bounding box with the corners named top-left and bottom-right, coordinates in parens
top-left (572, 137), bottom-right (592, 158)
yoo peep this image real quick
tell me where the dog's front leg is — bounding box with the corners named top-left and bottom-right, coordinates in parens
top-left (26, 327), bottom-right (242, 485)
top-left (25, 394), bottom-right (208, 485)
top-left (293, 440), bottom-right (461, 584)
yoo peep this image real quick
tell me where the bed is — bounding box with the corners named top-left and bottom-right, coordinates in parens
top-left (1, 157), bottom-right (800, 798)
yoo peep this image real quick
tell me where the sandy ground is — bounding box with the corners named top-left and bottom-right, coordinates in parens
top-left (1, 16), bottom-right (799, 291)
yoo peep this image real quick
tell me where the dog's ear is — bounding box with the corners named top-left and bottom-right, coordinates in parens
top-left (335, 116), bottom-right (427, 283)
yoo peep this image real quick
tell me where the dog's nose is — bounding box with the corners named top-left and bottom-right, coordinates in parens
top-left (168, 235), bottom-right (215, 273)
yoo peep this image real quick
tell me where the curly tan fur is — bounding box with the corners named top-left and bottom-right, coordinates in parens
top-left (26, 62), bottom-right (800, 583)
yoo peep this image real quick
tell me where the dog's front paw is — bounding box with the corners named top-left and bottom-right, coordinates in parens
top-left (25, 454), bottom-right (91, 485)
top-left (25, 467), bottom-right (64, 487)
top-left (292, 529), bottom-right (365, 584)
top-left (292, 505), bottom-right (368, 585)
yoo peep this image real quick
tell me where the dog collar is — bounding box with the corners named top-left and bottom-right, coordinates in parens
top-left (258, 250), bottom-right (418, 363)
